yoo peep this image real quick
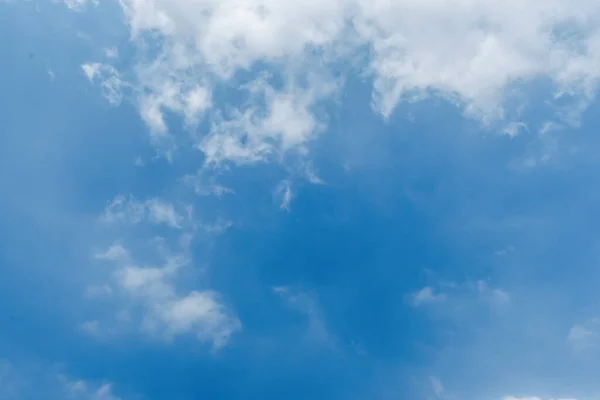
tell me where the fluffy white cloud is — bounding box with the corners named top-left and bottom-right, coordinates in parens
top-left (86, 193), bottom-right (239, 347)
top-left (82, 0), bottom-right (600, 165)
top-left (87, 243), bottom-right (240, 348)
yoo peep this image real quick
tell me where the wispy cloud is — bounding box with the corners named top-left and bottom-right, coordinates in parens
top-left (568, 318), bottom-right (600, 351)
top-left (273, 286), bottom-right (331, 345)
top-left (86, 243), bottom-right (240, 348)
top-left (61, 0), bottom-right (98, 12)
top-left (411, 286), bottom-right (446, 307)
top-left (81, 63), bottom-right (125, 106)
top-left (0, 359), bottom-right (124, 400)
top-left (102, 196), bottom-right (186, 229)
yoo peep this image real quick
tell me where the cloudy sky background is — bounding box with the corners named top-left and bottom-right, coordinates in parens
top-left (2, 0), bottom-right (600, 399)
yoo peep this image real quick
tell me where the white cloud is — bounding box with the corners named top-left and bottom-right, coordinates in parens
top-left (79, 320), bottom-right (103, 337)
top-left (182, 170), bottom-right (234, 197)
top-left (146, 199), bottom-right (183, 229)
top-left (102, 195), bottom-right (186, 229)
top-left (411, 286), bottom-right (446, 306)
top-left (61, 0), bottom-right (98, 12)
top-left (274, 180), bottom-right (293, 211)
top-left (102, 196), bottom-right (146, 224)
top-left (86, 243), bottom-right (240, 348)
top-left (0, 359), bottom-right (123, 400)
top-left (151, 291), bottom-right (240, 348)
top-left (200, 75), bottom-right (333, 165)
top-left (62, 378), bottom-right (122, 400)
top-left (81, 0), bottom-right (600, 165)
top-left (410, 280), bottom-right (510, 311)
top-left (104, 47), bottom-right (118, 59)
top-left (94, 244), bottom-right (130, 261)
top-left (82, 63), bottom-right (100, 81)
top-left (81, 63), bottom-right (125, 106)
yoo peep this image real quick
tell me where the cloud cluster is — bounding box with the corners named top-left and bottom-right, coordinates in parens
top-left (84, 196), bottom-right (240, 349)
top-left (82, 0), bottom-right (600, 165)
top-left (410, 280), bottom-right (510, 309)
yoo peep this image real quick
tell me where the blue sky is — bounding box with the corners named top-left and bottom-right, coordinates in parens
top-left (2, 1), bottom-right (600, 399)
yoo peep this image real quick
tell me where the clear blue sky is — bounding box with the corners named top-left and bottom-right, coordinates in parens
top-left (2, 1), bottom-right (600, 399)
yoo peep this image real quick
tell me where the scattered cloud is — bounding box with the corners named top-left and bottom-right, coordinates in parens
top-left (411, 286), bottom-right (447, 307)
top-left (104, 47), bottom-right (118, 59)
top-left (146, 199), bottom-right (184, 229)
top-left (67, 381), bottom-right (121, 400)
top-left (61, 0), bottom-right (98, 12)
top-left (182, 168), bottom-right (235, 197)
top-left (409, 280), bottom-right (510, 313)
top-left (94, 244), bottom-right (130, 262)
top-left (79, 320), bottom-right (103, 337)
top-left (81, 63), bottom-right (125, 106)
top-left (78, 0), bottom-right (600, 167)
top-left (86, 241), bottom-right (240, 348)
top-left (274, 180), bottom-right (293, 211)
top-left (0, 359), bottom-right (123, 400)
top-left (102, 195), bottom-right (186, 229)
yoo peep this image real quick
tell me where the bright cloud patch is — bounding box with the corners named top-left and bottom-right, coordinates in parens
top-left (83, 196), bottom-right (240, 348)
top-left (80, 0), bottom-right (600, 165)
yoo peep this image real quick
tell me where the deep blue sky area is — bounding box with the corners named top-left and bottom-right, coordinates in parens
top-left (2, 1), bottom-right (600, 400)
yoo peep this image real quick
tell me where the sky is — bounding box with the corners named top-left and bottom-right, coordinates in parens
top-left (1, 0), bottom-right (600, 399)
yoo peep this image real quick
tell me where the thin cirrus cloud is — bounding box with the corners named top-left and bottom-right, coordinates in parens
top-left (101, 195), bottom-right (186, 229)
top-left (0, 359), bottom-right (124, 400)
top-left (410, 281), bottom-right (510, 309)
